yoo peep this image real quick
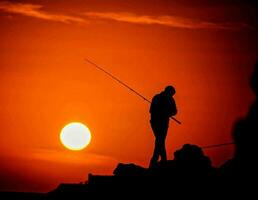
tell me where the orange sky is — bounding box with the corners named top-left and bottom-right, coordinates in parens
top-left (0, 0), bottom-right (257, 192)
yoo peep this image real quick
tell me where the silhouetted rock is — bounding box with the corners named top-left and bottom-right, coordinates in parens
top-left (47, 183), bottom-right (88, 199)
top-left (148, 144), bottom-right (216, 183)
top-left (46, 144), bottom-right (217, 199)
top-left (113, 163), bottom-right (147, 176)
top-left (174, 144), bottom-right (212, 170)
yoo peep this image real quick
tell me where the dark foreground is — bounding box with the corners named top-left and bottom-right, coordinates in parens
top-left (1, 143), bottom-right (256, 199)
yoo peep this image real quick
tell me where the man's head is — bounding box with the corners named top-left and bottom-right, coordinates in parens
top-left (164, 85), bottom-right (176, 96)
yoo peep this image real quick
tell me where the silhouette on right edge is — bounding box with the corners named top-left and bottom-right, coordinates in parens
top-left (221, 60), bottom-right (258, 181)
top-left (149, 85), bottom-right (177, 168)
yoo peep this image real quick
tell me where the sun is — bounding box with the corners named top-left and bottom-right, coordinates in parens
top-left (60, 122), bottom-right (91, 151)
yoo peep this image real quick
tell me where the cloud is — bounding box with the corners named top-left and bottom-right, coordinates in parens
top-left (0, 1), bottom-right (251, 30)
top-left (30, 148), bottom-right (118, 166)
top-left (84, 12), bottom-right (251, 30)
top-left (0, 1), bottom-right (85, 23)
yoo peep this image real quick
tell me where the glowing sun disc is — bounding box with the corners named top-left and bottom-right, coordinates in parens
top-left (60, 122), bottom-right (91, 151)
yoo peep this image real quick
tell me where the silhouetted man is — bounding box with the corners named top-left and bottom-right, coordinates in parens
top-left (149, 86), bottom-right (177, 168)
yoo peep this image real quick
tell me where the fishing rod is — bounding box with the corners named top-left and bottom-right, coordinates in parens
top-left (84, 58), bottom-right (182, 125)
top-left (84, 58), bottom-right (237, 149)
top-left (201, 142), bottom-right (234, 149)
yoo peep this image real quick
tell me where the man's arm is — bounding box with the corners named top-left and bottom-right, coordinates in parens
top-left (149, 95), bottom-right (158, 114)
top-left (169, 98), bottom-right (177, 116)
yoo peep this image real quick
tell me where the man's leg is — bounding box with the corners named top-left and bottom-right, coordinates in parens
top-left (159, 137), bottom-right (167, 162)
top-left (160, 124), bottom-right (168, 162)
top-left (149, 137), bottom-right (160, 168)
top-left (149, 122), bottom-right (160, 168)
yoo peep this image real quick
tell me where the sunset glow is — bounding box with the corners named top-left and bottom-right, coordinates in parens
top-left (0, 0), bottom-right (257, 193)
